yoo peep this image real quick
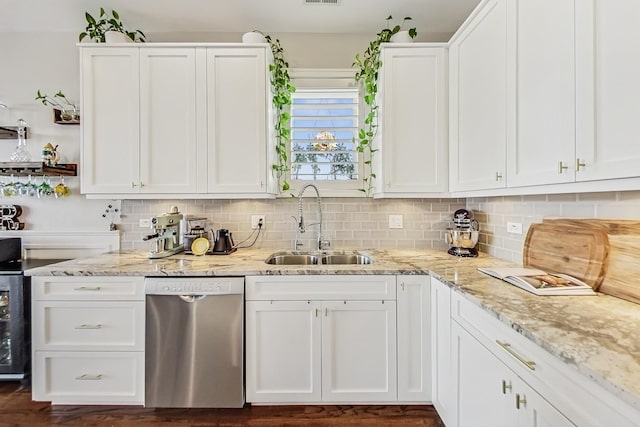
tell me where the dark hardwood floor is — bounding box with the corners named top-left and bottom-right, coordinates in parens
top-left (0, 382), bottom-right (444, 427)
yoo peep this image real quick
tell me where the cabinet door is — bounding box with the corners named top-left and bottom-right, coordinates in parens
top-left (139, 48), bottom-right (204, 193)
top-left (376, 46), bottom-right (447, 196)
top-left (453, 321), bottom-right (515, 427)
top-left (397, 275), bottom-right (430, 402)
top-left (81, 47), bottom-right (140, 194)
top-left (506, 0), bottom-right (577, 186)
top-left (321, 300), bottom-right (397, 402)
top-left (575, 0), bottom-right (640, 181)
top-left (516, 377), bottom-right (575, 427)
top-left (430, 277), bottom-right (456, 426)
top-left (245, 300), bottom-right (321, 403)
top-left (206, 48), bottom-right (270, 194)
top-left (449, 0), bottom-right (509, 191)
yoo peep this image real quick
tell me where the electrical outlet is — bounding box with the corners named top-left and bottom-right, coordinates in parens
top-left (139, 218), bottom-right (150, 228)
top-left (389, 214), bottom-right (403, 229)
top-left (251, 215), bottom-right (265, 229)
top-left (507, 222), bottom-right (523, 235)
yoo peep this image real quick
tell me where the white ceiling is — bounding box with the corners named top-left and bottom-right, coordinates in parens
top-left (0, 0), bottom-right (481, 39)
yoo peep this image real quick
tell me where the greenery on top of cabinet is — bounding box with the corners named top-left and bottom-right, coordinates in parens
top-left (353, 16), bottom-right (416, 196)
top-left (78, 7), bottom-right (146, 42)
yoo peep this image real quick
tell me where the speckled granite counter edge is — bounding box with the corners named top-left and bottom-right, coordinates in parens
top-left (25, 248), bottom-right (640, 413)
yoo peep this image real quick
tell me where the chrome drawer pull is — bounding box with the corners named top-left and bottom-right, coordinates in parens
top-left (75, 374), bottom-right (103, 381)
top-left (496, 340), bottom-right (536, 370)
top-left (75, 324), bottom-right (103, 330)
top-left (73, 286), bottom-right (102, 291)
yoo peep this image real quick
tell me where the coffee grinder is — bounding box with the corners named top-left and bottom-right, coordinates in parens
top-left (445, 208), bottom-right (479, 257)
top-left (182, 216), bottom-right (212, 255)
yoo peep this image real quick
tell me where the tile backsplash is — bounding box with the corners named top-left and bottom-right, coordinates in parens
top-left (468, 190), bottom-right (640, 263)
top-left (119, 198), bottom-right (466, 253)
top-left (117, 190), bottom-right (640, 264)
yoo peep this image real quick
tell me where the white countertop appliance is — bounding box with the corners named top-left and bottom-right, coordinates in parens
top-left (445, 208), bottom-right (479, 257)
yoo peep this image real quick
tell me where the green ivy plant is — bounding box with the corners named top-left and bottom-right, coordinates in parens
top-left (35, 90), bottom-right (77, 112)
top-left (78, 8), bottom-right (146, 43)
top-left (353, 16), bottom-right (416, 195)
top-left (264, 34), bottom-right (296, 192)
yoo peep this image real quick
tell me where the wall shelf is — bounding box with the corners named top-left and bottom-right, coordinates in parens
top-left (53, 109), bottom-right (80, 125)
top-left (0, 162), bottom-right (77, 176)
top-left (0, 126), bottom-right (30, 140)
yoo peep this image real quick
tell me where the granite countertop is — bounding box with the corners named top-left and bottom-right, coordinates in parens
top-left (25, 247), bottom-right (640, 412)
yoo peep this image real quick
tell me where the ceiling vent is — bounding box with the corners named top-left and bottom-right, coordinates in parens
top-left (304, 0), bottom-right (340, 5)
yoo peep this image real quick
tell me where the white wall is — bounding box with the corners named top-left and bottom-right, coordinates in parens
top-left (0, 32), bottom-right (120, 231)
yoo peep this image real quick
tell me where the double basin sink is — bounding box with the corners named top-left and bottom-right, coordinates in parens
top-left (265, 251), bottom-right (373, 265)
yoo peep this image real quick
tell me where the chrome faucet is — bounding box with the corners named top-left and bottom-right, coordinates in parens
top-left (293, 184), bottom-right (330, 251)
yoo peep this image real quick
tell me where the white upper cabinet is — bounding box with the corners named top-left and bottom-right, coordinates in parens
top-left (374, 45), bottom-right (448, 197)
top-left (139, 48), bottom-right (204, 193)
top-left (506, 0), bottom-right (577, 187)
top-left (81, 48), bottom-right (140, 194)
top-left (80, 45), bottom-right (274, 198)
top-left (81, 47), bottom-right (202, 195)
top-left (449, 0), bottom-right (508, 192)
top-left (575, 0), bottom-right (640, 181)
top-left (450, 0), bottom-right (640, 194)
top-left (206, 48), bottom-right (273, 195)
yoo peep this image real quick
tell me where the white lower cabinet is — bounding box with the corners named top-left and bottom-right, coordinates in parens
top-left (31, 276), bottom-right (145, 405)
top-left (245, 275), bottom-right (399, 403)
top-left (430, 277), bottom-right (456, 425)
top-left (396, 275), bottom-right (431, 402)
top-left (245, 300), bottom-right (322, 403)
top-left (433, 281), bottom-right (640, 427)
top-left (453, 321), bottom-right (573, 427)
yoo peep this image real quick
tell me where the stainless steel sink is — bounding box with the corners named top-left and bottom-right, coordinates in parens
top-left (321, 254), bottom-right (373, 265)
top-left (265, 253), bottom-right (320, 265)
top-left (265, 251), bottom-right (373, 265)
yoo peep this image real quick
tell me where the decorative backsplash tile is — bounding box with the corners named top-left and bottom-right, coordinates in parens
top-left (118, 198), bottom-right (466, 253)
top-left (116, 190), bottom-right (640, 264)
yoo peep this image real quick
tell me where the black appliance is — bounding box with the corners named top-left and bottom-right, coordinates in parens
top-left (211, 229), bottom-right (236, 255)
top-left (0, 237), bottom-right (67, 383)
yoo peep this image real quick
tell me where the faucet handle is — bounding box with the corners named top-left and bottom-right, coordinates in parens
top-left (318, 237), bottom-right (331, 251)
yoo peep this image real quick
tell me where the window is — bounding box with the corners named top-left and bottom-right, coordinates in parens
top-left (288, 70), bottom-right (361, 194)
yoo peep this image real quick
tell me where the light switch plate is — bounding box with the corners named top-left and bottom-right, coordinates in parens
top-left (389, 214), bottom-right (403, 229)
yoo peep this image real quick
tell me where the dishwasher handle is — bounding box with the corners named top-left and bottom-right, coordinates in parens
top-left (179, 294), bottom-right (206, 303)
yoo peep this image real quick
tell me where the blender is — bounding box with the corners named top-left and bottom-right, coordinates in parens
top-left (445, 209), bottom-right (479, 257)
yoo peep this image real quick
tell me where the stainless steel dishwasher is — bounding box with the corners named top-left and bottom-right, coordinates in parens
top-left (145, 277), bottom-right (244, 408)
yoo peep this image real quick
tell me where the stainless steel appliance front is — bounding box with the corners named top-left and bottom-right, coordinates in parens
top-left (145, 277), bottom-right (244, 408)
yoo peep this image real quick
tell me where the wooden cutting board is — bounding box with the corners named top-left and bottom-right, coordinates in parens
top-left (523, 222), bottom-right (609, 290)
top-left (543, 218), bottom-right (640, 304)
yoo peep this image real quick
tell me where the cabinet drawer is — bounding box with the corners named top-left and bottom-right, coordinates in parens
top-left (246, 275), bottom-right (396, 301)
top-left (32, 276), bottom-right (144, 301)
top-left (32, 351), bottom-right (144, 405)
top-left (33, 301), bottom-right (144, 351)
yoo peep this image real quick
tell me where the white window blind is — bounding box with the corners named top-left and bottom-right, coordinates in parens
top-left (290, 88), bottom-right (359, 181)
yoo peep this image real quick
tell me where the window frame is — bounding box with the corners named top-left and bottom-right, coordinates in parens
top-left (284, 68), bottom-right (366, 197)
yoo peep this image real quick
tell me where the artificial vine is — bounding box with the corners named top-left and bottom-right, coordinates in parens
top-left (353, 16), bottom-right (416, 195)
top-left (264, 34), bottom-right (296, 192)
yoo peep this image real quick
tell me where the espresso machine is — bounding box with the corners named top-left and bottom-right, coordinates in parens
top-left (143, 207), bottom-right (184, 259)
top-left (445, 208), bottom-right (479, 257)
